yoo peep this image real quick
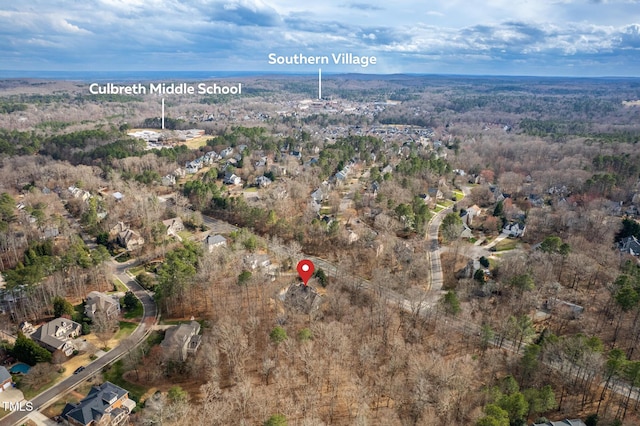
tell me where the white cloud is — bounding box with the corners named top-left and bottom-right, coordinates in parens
top-left (0, 0), bottom-right (639, 74)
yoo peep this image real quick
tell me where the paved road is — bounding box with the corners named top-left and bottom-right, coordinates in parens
top-left (426, 206), bottom-right (450, 292)
top-left (2, 262), bottom-right (157, 426)
top-left (425, 186), bottom-right (472, 292)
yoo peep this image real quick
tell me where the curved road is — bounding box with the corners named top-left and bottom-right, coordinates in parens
top-left (425, 187), bottom-right (471, 293)
top-left (426, 206), bottom-right (449, 292)
top-left (3, 262), bottom-right (157, 426)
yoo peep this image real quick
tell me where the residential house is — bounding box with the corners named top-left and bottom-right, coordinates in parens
top-left (418, 193), bottom-right (431, 204)
top-left (284, 283), bottom-right (322, 314)
top-left (503, 222), bottom-right (526, 238)
top-left (43, 225), bottom-right (60, 239)
top-left (223, 171), bottom-right (242, 185)
top-left (311, 188), bottom-right (325, 212)
top-left (19, 321), bottom-right (35, 335)
top-left (84, 291), bottom-right (120, 320)
top-left (311, 188), bottom-right (325, 205)
top-left (162, 175), bottom-right (176, 186)
top-left (61, 381), bottom-right (136, 426)
top-left (109, 221), bottom-right (128, 236)
top-left (527, 193), bottom-right (545, 208)
top-left (162, 217), bottom-right (184, 239)
top-left (160, 321), bottom-right (202, 362)
top-left (370, 181), bottom-right (380, 195)
top-left (334, 170), bottom-right (348, 183)
top-left (204, 234), bottom-right (227, 252)
top-left (461, 205), bottom-right (482, 226)
top-left (427, 188), bottom-right (444, 201)
top-left (220, 147), bottom-right (234, 158)
top-left (244, 254), bottom-right (271, 270)
top-left (204, 151), bottom-right (221, 162)
top-left (117, 229), bottom-right (145, 251)
top-left (619, 235), bottom-right (640, 256)
top-left (347, 230), bottom-right (359, 244)
top-left (256, 175), bottom-right (272, 188)
top-left (68, 186), bottom-right (92, 203)
top-left (185, 161), bottom-right (200, 175)
top-left (110, 222), bottom-right (145, 250)
top-left (532, 420), bottom-right (586, 426)
top-left (490, 186), bottom-right (505, 202)
top-left (31, 318), bottom-right (82, 356)
top-left (270, 164), bottom-right (287, 177)
top-left (0, 367), bottom-right (12, 392)
top-left (544, 298), bottom-right (585, 319)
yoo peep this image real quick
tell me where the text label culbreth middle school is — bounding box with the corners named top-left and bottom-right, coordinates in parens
top-left (88, 83), bottom-right (242, 96)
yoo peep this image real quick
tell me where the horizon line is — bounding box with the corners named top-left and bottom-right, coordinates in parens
top-left (1, 70), bottom-right (639, 80)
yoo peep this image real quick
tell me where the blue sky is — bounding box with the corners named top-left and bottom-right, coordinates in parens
top-left (1, 0), bottom-right (639, 76)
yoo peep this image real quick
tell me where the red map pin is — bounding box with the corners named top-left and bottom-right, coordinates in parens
top-left (297, 259), bottom-right (315, 286)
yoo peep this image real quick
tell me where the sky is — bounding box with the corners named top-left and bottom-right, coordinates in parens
top-left (0, 0), bottom-right (639, 76)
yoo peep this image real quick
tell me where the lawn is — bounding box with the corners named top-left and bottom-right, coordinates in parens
top-left (123, 301), bottom-right (144, 320)
top-left (183, 135), bottom-right (210, 149)
top-left (493, 238), bottom-right (518, 252)
top-left (128, 265), bottom-right (145, 277)
top-left (102, 360), bottom-right (147, 402)
top-left (452, 191), bottom-right (464, 201)
top-left (43, 389), bottom-right (83, 419)
top-left (115, 321), bottom-right (138, 339)
top-left (146, 330), bottom-right (165, 347)
top-left (113, 278), bottom-right (128, 293)
top-left (17, 370), bottom-right (63, 399)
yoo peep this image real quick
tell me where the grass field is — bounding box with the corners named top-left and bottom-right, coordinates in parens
top-left (184, 135), bottom-right (211, 149)
top-left (123, 300), bottom-right (144, 319)
top-left (493, 238), bottom-right (518, 252)
top-left (116, 321), bottom-right (138, 338)
top-left (128, 265), bottom-right (145, 277)
top-left (102, 360), bottom-right (147, 402)
top-left (112, 278), bottom-right (128, 293)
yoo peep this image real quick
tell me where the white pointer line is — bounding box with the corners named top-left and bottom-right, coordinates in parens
top-left (318, 68), bottom-right (322, 100)
top-left (162, 98), bottom-right (165, 130)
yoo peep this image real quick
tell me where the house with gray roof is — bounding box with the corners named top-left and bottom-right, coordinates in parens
top-left (160, 321), bottom-right (201, 362)
top-left (0, 366), bottom-right (12, 392)
top-left (620, 235), bottom-right (640, 256)
top-left (84, 291), bottom-right (120, 320)
top-left (503, 221), bottom-right (526, 238)
top-left (61, 381), bottom-right (136, 426)
top-left (532, 419), bottom-right (586, 426)
top-left (31, 318), bottom-right (81, 356)
top-left (204, 234), bottom-right (227, 252)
